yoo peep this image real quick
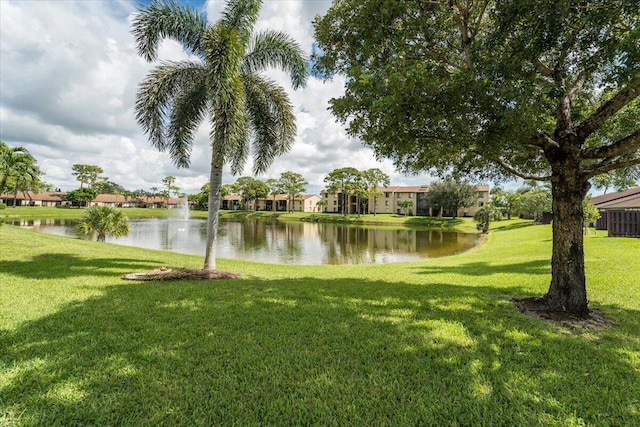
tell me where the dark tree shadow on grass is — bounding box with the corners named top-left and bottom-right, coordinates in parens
top-left (1, 277), bottom-right (639, 426)
top-left (414, 259), bottom-right (551, 276)
top-left (0, 253), bottom-right (166, 279)
top-left (490, 221), bottom-right (539, 232)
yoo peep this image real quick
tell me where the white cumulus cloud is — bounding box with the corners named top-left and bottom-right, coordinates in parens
top-left (0, 0), bottom-right (435, 195)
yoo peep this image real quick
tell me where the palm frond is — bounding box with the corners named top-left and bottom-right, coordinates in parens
top-left (135, 61), bottom-right (206, 165)
top-left (131, 0), bottom-right (207, 62)
top-left (243, 74), bottom-right (296, 174)
top-left (167, 79), bottom-right (209, 168)
top-left (203, 23), bottom-right (245, 93)
top-left (244, 30), bottom-right (308, 89)
top-left (219, 0), bottom-right (262, 45)
top-left (211, 75), bottom-right (248, 175)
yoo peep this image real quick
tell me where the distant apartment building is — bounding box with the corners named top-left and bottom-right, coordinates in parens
top-left (223, 194), bottom-right (321, 212)
top-left (320, 185), bottom-right (490, 217)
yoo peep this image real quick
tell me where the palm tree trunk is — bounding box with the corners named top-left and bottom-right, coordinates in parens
top-left (12, 185), bottom-right (19, 207)
top-left (204, 161), bottom-right (223, 271)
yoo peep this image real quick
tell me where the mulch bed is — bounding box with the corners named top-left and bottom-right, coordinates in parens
top-left (513, 297), bottom-right (614, 329)
top-left (123, 268), bottom-right (241, 281)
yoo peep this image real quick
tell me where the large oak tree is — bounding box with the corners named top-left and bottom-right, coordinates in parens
top-left (314, 0), bottom-right (640, 317)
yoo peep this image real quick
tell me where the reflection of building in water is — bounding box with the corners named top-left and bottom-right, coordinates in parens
top-left (301, 222), bottom-right (320, 239)
top-left (318, 224), bottom-right (477, 264)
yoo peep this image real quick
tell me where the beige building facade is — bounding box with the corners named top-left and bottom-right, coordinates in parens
top-left (321, 185), bottom-right (490, 217)
top-left (223, 194), bottom-right (322, 213)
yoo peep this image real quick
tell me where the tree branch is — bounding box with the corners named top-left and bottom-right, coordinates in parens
top-left (584, 155), bottom-right (640, 179)
top-left (581, 128), bottom-right (640, 159)
top-left (533, 58), bottom-right (553, 78)
top-left (568, 73), bottom-right (585, 101)
top-left (470, 0), bottom-right (491, 39)
top-left (527, 130), bottom-right (561, 150)
top-left (575, 75), bottom-right (640, 140)
top-left (491, 157), bottom-right (552, 181)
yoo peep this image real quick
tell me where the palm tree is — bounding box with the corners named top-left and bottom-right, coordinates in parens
top-left (132, 0), bottom-right (306, 271)
top-left (10, 158), bottom-right (43, 207)
top-left (77, 206), bottom-right (130, 242)
top-left (0, 142), bottom-right (33, 198)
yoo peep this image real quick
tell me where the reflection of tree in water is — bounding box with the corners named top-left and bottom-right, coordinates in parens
top-left (279, 222), bottom-right (303, 262)
top-left (323, 225), bottom-right (372, 264)
top-left (395, 229), bottom-right (416, 252)
top-left (322, 225), bottom-right (477, 264)
top-left (222, 218), bottom-right (303, 262)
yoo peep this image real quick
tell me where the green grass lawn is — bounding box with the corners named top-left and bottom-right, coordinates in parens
top-left (1, 220), bottom-right (639, 426)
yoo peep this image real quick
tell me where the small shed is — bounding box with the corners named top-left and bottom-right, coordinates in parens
top-left (592, 187), bottom-right (640, 238)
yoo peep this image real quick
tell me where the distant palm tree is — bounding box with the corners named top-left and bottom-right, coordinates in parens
top-left (0, 142), bottom-right (35, 197)
top-left (132, 0), bottom-right (306, 270)
top-left (77, 206), bottom-right (130, 242)
top-left (10, 157), bottom-right (43, 207)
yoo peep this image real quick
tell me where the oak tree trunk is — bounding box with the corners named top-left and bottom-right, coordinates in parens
top-left (543, 171), bottom-right (591, 317)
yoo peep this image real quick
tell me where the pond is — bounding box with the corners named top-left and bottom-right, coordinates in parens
top-left (11, 217), bottom-right (479, 265)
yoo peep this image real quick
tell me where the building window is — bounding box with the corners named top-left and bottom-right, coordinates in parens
top-left (385, 201), bottom-right (389, 206)
top-left (408, 193), bottom-right (413, 198)
top-left (397, 193), bottom-right (402, 198)
top-left (385, 193), bottom-right (390, 198)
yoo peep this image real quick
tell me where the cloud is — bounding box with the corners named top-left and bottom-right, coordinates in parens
top-left (0, 0), bottom-right (433, 196)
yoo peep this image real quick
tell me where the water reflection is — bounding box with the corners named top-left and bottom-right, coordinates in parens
top-left (10, 217), bottom-right (478, 265)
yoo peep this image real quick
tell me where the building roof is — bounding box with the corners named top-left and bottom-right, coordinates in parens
top-left (592, 187), bottom-right (640, 209)
top-left (1, 191), bottom-right (67, 202)
top-left (1, 191), bottom-right (182, 205)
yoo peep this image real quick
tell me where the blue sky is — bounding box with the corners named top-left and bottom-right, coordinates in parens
top-left (0, 0), bottom-right (490, 195)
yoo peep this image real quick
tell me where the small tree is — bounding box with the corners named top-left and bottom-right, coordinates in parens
top-left (278, 171), bottom-right (308, 213)
top-left (398, 200), bottom-right (414, 216)
top-left (583, 197), bottom-right (601, 233)
top-left (475, 204), bottom-right (502, 234)
top-left (362, 168), bottom-right (390, 215)
top-left (162, 176), bottom-right (179, 206)
top-left (0, 143), bottom-right (41, 198)
top-left (232, 176), bottom-right (269, 210)
top-left (72, 164), bottom-right (107, 189)
top-left (513, 186), bottom-right (552, 222)
top-left (426, 180), bottom-right (477, 218)
top-left (324, 167), bottom-right (360, 215)
top-left (490, 187), bottom-right (519, 220)
top-left (94, 180), bottom-right (126, 195)
top-left (66, 188), bottom-right (98, 207)
top-left (77, 206), bottom-right (130, 242)
top-left (316, 200), bottom-right (328, 213)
